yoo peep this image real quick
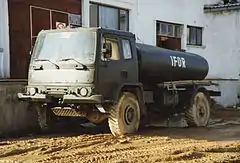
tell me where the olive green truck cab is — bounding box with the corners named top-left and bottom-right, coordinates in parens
top-left (18, 27), bottom-right (221, 136)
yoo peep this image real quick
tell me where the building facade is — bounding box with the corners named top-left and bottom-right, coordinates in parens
top-left (1, 0), bottom-right (240, 107)
top-left (135, 0), bottom-right (240, 107)
top-left (139, 0), bottom-right (240, 107)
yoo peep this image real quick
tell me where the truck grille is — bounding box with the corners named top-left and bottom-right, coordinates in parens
top-left (51, 107), bottom-right (87, 117)
top-left (46, 87), bottom-right (68, 95)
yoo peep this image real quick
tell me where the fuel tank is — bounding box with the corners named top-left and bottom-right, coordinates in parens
top-left (136, 43), bottom-right (209, 83)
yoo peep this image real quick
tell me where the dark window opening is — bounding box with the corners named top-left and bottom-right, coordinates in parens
top-left (187, 26), bottom-right (203, 46)
top-left (90, 3), bottom-right (129, 31)
top-left (156, 21), bottom-right (183, 51)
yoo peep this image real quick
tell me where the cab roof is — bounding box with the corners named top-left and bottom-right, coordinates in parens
top-left (38, 27), bottom-right (136, 39)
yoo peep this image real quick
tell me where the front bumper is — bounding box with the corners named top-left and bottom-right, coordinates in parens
top-left (17, 93), bottom-right (103, 104)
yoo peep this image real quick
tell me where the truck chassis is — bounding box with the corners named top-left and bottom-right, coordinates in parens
top-left (19, 80), bottom-right (220, 136)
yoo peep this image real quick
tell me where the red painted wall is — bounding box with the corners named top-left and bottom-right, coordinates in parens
top-left (8, 0), bottom-right (82, 79)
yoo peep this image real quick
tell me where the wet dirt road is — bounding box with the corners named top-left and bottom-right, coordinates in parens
top-left (0, 109), bottom-right (239, 163)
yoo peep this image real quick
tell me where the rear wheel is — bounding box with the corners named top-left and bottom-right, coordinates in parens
top-left (108, 92), bottom-right (140, 136)
top-left (185, 92), bottom-right (210, 127)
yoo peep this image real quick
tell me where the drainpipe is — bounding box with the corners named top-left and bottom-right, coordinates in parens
top-left (0, 48), bottom-right (3, 78)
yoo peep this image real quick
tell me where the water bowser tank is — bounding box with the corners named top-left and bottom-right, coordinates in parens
top-left (136, 43), bottom-right (209, 83)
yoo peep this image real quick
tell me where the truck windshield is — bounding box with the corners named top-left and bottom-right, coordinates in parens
top-left (32, 30), bottom-right (97, 65)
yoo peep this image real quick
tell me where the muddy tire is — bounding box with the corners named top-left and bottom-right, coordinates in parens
top-left (185, 92), bottom-right (210, 127)
top-left (108, 92), bottom-right (140, 136)
top-left (35, 104), bottom-right (55, 132)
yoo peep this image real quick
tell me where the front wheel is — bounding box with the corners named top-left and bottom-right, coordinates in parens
top-left (185, 91), bottom-right (211, 127)
top-left (108, 92), bottom-right (140, 136)
top-left (34, 104), bottom-right (55, 132)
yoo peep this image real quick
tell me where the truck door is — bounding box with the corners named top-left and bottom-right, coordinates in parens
top-left (119, 37), bottom-right (138, 83)
top-left (97, 34), bottom-right (125, 101)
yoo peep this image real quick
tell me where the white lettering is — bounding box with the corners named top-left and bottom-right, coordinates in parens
top-left (170, 56), bottom-right (187, 68)
top-left (170, 56), bottom-right (173, 67)
top-left (181, 57), bottom-right (186, 68)
top-left (173, 56), bottom-right (178, 67)
top-left (177, 57), bottom-right (182, 67)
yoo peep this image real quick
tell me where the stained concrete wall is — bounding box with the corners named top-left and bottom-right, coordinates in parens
top-left (0, 80), bottom-right (38, 136)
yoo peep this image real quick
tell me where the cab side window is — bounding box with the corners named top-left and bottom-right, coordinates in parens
top-left (122, 39), bottom-right (132, 59)
top-left (101, 37), bottom-right (120, 61)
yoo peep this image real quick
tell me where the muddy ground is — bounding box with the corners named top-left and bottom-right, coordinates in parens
top-left (0, 109), bottom-right (239, 163)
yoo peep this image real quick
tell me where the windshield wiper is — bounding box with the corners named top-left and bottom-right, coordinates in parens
top-left (59, 58), bottom-right (87, 70)
top-left (35, 59), bottom-right (60, 69)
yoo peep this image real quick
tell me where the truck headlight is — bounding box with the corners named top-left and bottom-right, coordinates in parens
top-left (77, 87), bottom-right (88, 97)
top-left (28, 87), bottom-right (37, 95)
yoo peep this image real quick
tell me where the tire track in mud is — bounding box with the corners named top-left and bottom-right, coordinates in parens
top-left (0, 109), bottom-right (240, 163)
top-left (0, 146), bottom-right (42, 158)
top-left (1, 133), bottom-right (239, 163)
top-left (1, 135), bottom-right (240, 163)
top-left (36, 134), bottom-right (116, 162)
top-left (43, 146), bottom-right (137, 163)
top-left (36, 135), bottom-right (233, 163)
top-left (42, 137), bottom-right (129, 162)
top-left (24, 134), bottom-right (131, 162)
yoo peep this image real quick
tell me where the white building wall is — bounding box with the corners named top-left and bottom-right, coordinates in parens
top-left (136, 0), bottom-right (235, 79)
top-left (0, 0), bottom-right (10, 78)
top-left (202, 11), bottom-right (240, 79)
top-left (201, 11), bottom-right (240, 107)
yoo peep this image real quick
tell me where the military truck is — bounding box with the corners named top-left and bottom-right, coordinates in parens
top-left (18, 27), bottom-right (221, 136)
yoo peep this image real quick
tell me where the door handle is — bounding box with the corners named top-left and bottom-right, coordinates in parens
top-left (100, 61), bottom-right (108, 67)
top-left (121, 70), bottom-right (128, 79)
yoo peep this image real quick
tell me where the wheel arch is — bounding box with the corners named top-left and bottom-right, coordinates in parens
top-left (193, 86), bottom-right (211, 102)
top-left (196, 86), bottom-right (208, 94)
top-left (116, 83), bottom-right (147, 119)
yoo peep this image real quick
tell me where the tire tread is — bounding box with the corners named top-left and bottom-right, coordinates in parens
top-left (108, 92), bottom-right (139, 136)
top-left (185, 92), bottom-right (210, 127)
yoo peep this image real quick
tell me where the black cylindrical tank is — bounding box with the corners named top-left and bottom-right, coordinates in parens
top-left (136, 43), bottom-right (209, 83)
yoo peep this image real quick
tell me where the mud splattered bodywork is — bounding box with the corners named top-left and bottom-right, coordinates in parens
top-left (19, 28), bottom-right (101, 103)
top-left (18, 27), bottom-right (221, 136)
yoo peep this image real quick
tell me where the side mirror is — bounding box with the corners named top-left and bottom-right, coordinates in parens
top-left (102, 42), bottom-right (112, 59)
top-left (29, 46), bottom-right (34, 56)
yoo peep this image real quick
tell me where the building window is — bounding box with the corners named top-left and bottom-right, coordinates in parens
top-left (90, 3), bottom-right (129, 31)
top-left (187, 26), bottom-right (203, 46)
top-left (120, 10), bottom-right (129, 31)
top-left (156, 21), bottom-right (183, 50)
top-left (99, 6), bottom-right (118, 29)
top-left (157, 22), bottom-right (182, 38)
